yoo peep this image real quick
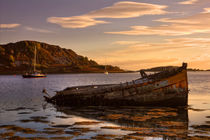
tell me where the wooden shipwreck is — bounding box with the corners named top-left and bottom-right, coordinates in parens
top-left (44, 63), bottom-right (188, 106)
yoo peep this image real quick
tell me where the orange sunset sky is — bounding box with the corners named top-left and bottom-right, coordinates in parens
top-left (0, 0), bottom-right (210, 70)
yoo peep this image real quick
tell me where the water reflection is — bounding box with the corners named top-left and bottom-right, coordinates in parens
top-left (55, 106), bottom-right (189, 139)
top-left (0, 72), bottom-right (210, 139)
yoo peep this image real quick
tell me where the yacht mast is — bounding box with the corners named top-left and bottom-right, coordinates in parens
top-left (34, 45), bottom-right (36, 72)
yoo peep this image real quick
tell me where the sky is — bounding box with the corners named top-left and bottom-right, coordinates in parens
top-left (0, 0), bottom-right (210, 70)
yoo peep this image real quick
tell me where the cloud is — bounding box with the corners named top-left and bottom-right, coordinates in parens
top-left (112, 41), bottom-right (141, 45)
top-left (0, 24), bottom-right (20, 29)
top-left (108, 58), bottom-right (179, 70)
top-left (106, 10), bottom-right (210, 36)
top-left (108, 40), bottom-right (193, 56)
top-left (178, 0), bottom-right (198, 5)
top-left (111, 38), bottom-right (210, 54)
top-left (86, 1), bottom-right (167, 18)
top-left (25, 27), bottom-right (53, 33)
top-left (105, 25), bottom-right (201, 36)
top-left (203, 8), bottom-right (210, 13)
top-left (48, 16), bottom-right (108, 28)
top-left (167, 38), bottom-right (210, 47)
top-left (47, 1), bottom-right (167, 28)
top-left (101, 37), bottom-right (210, 70)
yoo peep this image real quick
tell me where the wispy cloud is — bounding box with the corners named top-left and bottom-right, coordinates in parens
top-left (0, 24), bottom-right (20, 29)
top-left (112, 41), bottom-right (141, 45)
top-left (111, 38), bottom-right (210, 54)
top-left (203, 8), bottom-right (210, 13)
top-left (86, 1), bottom-right (167, 18)
top-left (25, 27), bottom-right (53, 33)
top-left (47, 1), bottom-right (167, 28)
top-left (167, 38), bottom-right (210, 47)
top-left (178, 0), bottom-right (198, 5)
top-left (106, 8), bottom-right (210, 36)
top-left (48, 16), bottom-right (108, 29)
top-left (102, 37), bottom-right (210, 69)
top-left (108, 58), bottom-right (179, 70)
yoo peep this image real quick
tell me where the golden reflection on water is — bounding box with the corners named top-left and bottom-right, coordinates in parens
top-left (1, 105), bottom-right (209, 139)
top-left (0, 72), bottom-right (210, 139)
top-left (53, 106), bottom-right (191, 139)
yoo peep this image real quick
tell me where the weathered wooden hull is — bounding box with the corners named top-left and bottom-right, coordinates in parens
top-left (44, 64), bottom-right (188, 107)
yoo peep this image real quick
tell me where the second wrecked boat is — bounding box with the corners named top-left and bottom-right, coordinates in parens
top-left (44, 63), bottom-right (188, 106)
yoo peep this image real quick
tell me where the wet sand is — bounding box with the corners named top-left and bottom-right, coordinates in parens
top-left (0, 106), bottom-right (210, 140)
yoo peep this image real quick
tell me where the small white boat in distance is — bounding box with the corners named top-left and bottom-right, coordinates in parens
top-left (104, 71), bottom-right (109, 75)
top-left (104, 65), bottom-right (108, 75)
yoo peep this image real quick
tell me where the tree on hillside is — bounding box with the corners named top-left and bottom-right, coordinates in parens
top-left (8, 55), bottom-right (15, 66)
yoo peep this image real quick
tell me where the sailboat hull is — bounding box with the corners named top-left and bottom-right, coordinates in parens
top-left (22, 74), bottom-right (47, 78)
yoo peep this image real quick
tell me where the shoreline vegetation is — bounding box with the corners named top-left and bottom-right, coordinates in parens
top-left (0, 71), bottom-right (132, 75)
top-left (1, 69), bottom-right (208, 75)
top-left (1, 69), bottom-right (209, 75)
top-left (0, 40), bottom-right (125, 75)
top-left (0, 40), bottom-right (209, 75)
top-left (141, 66), bottom-right (210, 72)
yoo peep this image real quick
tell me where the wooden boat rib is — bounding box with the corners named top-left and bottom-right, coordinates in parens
top-left (44, 63), bottom-right (188, 106)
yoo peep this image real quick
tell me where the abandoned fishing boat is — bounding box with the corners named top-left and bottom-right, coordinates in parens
top-left (44, 63), bottom-right (188, 106)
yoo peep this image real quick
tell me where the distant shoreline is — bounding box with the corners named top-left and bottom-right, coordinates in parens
top-left (0, 40), bottom-right (125, 75)
top-left (0, 70), bottom-right (209, 75)
top-left (141, 66), bottom-right (210, 72)
top-left (0, 71), bottom-right (134, 75)
top-left (144, 69), bottom-right (210, 72)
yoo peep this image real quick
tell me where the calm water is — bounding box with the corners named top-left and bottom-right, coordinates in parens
top-left (0, 72), bottom-right (210, 139)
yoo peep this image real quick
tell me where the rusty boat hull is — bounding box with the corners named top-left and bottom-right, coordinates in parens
top-left (44, 63), bottom-right (188, 107)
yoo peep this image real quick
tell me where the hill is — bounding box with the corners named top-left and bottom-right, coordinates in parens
top-left (141, 66), bottom-right (179, 72)
top-left (141, 66), bottom-right (208, 72)
top-left (0, 40), bottom-right (124, 74)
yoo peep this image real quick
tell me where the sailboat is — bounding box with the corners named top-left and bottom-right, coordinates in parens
top-left (104, 65), bottom-right (108, 75)
top-left (22, 45), bottom-right (47, 78)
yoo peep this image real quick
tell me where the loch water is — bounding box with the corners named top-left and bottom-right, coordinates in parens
top-left (0, 72), bottom-right (210, 139)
